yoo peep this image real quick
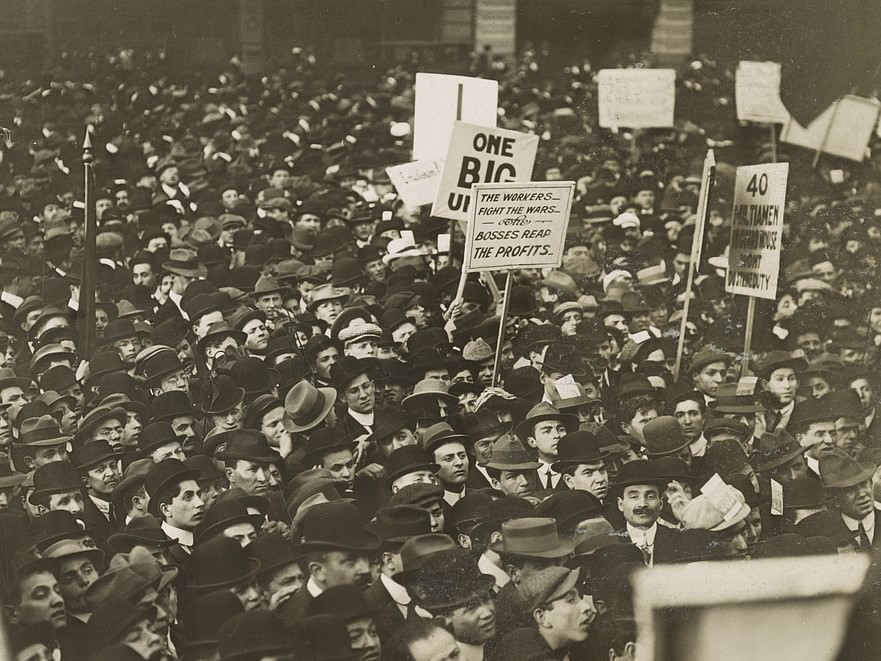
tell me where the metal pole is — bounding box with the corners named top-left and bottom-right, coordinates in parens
top-left (80, 127), bottom-right (97, 357)
top-left (491, 270), bottom-right (514, 387)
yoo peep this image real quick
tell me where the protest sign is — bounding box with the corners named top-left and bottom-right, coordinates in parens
top-left (726, 163), bottom-right (789, 300)
top-left (735, 61), bottom-right (790, 124)
top-left (463, 181), bottom-right (574, 272)
top-left (385, 160), bottom-right (443, 210)
top-left (597, 69), bottom-right (676, 129)
top-left (431, 122), bottom-right (539, 223)
top-left (412, 73), bottom-right (498, 162)
top-left (781, 95), bottom-right (880, 162)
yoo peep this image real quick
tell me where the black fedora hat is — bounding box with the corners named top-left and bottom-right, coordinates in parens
top-left (139, 347), bottom-right (189, 384)
top-left (383, 445), bottom-right (439, 484)
top-left (329, 356), bottom-right (379, 390)
top-left (100, 319), bottom-right (138, 346)
top-left (291, 615), bottom-right (359, 661)
top-left (298, 501), bottom-right (380, 552)
top-left (138, 421), bottom-right (180, 456)
top-left (302, 426), bottom-right (356, 467)
top-left (218, 611), bottom-right (295, 661)
top-left (186, 536), bottom-right (261, 592)
top-left (197, 320), bottom-right (247, 351)
top-left (534, 491), bottom-right (604, 530)
top-left (17, 414), bottom-right (70, 447)
top-left (182, 292), bottom-right (224, 323)
top-left (366, 505), bottom-right (432, 543)
top-left (202, 375), bottom-right (245, 415)
top-left (243, 394), bottom-right (283, 429)
top-left (38, 364), bottom-right (78, 392)
top-left (86, 351), bottom-right (126, 385)
top-left (144, 459), bottom-right (201, 517)
top-left (0, 457), bottom-right (25, 489)
top-left (368, 406), bottom-right (414, 444)
top-left (75, 405), bottom-right (127, 444)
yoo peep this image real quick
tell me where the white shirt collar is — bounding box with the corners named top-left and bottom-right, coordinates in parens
top-left (161, 521), bottom-right (194, 549)
top-left (689, 435), bottom-right (707, 458)
top-left (443, 489), bottom-right (464, 507)
top-left (89, 494), bottom-right (111, 519)
top-left (626, 522), bottom-right (658, 547)
top-left (458, 642), bottom-right (484, 661)
top-left (348, 408), bottom-right (374, 430)
top-left (307, 576), bottom-right (324, 598)
top-left (478, 552), bottom-right (509, 591)
top-left (380, 573), bottom-right (410, 605)
top-left (842, 511), bottom-right (875, 537)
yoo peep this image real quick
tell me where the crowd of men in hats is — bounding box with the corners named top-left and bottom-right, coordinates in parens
top-left (2, 37), bottom-right (881, 661)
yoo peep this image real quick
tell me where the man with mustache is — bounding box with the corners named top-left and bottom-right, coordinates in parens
top-left (820, 449), bottom-right (881, 551)
top-left (613, 460), bottom-right (678, 567)
top-left (71, 440), bottom-right (122, 546)
top-left (280, 501), bottom-right (380, 620)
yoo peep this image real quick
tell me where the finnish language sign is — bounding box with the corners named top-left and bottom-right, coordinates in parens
top-left (726, 163), bottom-right (789, 299)
top-left (464, 181), bottom-right (574, 272)
top-left (413, 73), bottom-right (499, 162)
top-left (431, 122), bottom-right (539, 223)
top-left (735, 61), bottom-right (790, 124)
top-left (597, 69), bottom-right (676, 129)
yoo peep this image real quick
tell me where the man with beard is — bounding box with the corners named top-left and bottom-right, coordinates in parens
top-left (145, 459), bottom-right (205, 560)
top-left (280, 501), bottom-right (379, 619)
top-left (311, 585), bottom-right (383, 661)
top-left (409, 547), bottom-right (498, 661)
top-left (819, 450), bottom-right (881, 551)
top-left (613, 460), bottom-right (677, 566)
top-left (70, 441), bottom-right (122, 545)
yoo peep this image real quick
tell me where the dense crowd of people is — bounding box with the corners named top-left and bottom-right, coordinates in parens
top-left (0, 41), bottom-right (881, 661)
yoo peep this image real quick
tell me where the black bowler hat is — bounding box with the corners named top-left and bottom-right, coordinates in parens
top-left (86, 596), bottom-right (155, 655)
top-left (222, 429), bottom-right (281, 464)
top-left (100, 319), bottom-right (138, 346)
top-left (86, 351), bottom-right (126, 386)
top-left (243, 394), bottom-right (283, 429)
top-left (384, 445), bottom-right (439, 484)
top-left (186, 536), bottom-right (261, 592)
top-left (194, 498), bottom-right (259, 545)
top-left (329, 356), bottom-right (379, 390)
top-left (182, 292), bottom-right (224, 322)
top-left (551, 430), bottom-right (607, 472)
top-left (30, 461), bottom-right (82, 504)
top-left (311, 584), bottom-right (377, 622)
top-left (38, 365), bottom-right (78, 392)
top-left (298, 501), bottom-right (380, 552)
top-left (149, 390), bottom-right (193, 422)
top-left (202, 374), bottom-right (245, 415)
top-left (367, 406), bottom-right (413, 444)
top-left (144, 459), bottom-right (201, 516)
top-left (366, 505), bottom-right (432, 543)
top-left (247, 532), bottom-right (305, 579)
top-left (229, 357), bottom-right (280, 399)
top-left (291, 615), bottom-right (360, 661)
top-left (107, 515), bottom-right (176, 555)
top-left (610, 460), bottom-right (667, 493)
top-left (138, 421), bottom-right (180, 456)
top-left (70, 440), bottom-right (120, 472)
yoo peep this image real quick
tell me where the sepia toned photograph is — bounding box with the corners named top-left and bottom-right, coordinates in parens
top-left (0, 1), bottom-right (880, 659)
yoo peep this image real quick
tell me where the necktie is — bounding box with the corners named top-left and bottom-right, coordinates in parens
top-left (768, 409), bottom-right (781, 432)
top-left (858, 522), bottom-right (871, 550)
top-left (406, 602), bottom-right (419, 619)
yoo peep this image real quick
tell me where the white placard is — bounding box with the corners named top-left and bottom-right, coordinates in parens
top-left (726, 163), bottom-right (789, 300)
top-left (431, 122), bottom-right (539, 223)
top-left (781, 95), bottom-right (880, 162)
top-left (464, 181), bottom-right (574, 272)
top-left (597, 69), bottom-right (676, 129)
top-left (412, 73), bottom-right (499, 162)
top-left (385, 160), bottom-right (443, 210)
top-left (735, 61), bottom-right (790, 124)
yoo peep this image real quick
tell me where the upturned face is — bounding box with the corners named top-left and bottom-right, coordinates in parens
top-left (617, 484), bottom-right (662, 528)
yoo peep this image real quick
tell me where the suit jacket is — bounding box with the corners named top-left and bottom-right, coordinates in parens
top-left (81, 492), bottom-right (115, 549)
top-left (617, 522), bottom-right (679, 565)
top-left (363, 579), bottom-right (405, 641)
top-left (279, 584), bottom-right (315, 621)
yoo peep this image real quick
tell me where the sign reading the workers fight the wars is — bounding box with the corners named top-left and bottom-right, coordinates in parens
top-left (412, 73), bottom-right (499, 162)
top-left (726, 163), bottom-right (789, 300)
top-left (597, 69), bottom-right (676, 129)
top-left (735, 61), bottom-right (790, 124)
top-left (464, 181), bottom-right (574, 272)
top-left (431, 121), bottom-right (539, 223)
